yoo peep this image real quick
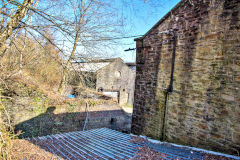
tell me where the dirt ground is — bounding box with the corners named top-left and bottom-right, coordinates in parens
top-left (11, 139), bottom-right (61, 160)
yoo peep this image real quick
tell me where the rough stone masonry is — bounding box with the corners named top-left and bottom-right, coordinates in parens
top-left (131, 0), bottom-right (240, 155)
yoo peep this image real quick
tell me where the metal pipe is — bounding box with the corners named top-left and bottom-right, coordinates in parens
top-left (161, 30), bottom-right (177, 140)
top-left (83, 101), bottom-right (89, 131)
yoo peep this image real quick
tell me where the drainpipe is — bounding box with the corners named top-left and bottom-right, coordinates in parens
top-left (161, 30), bottom-right (177, 140)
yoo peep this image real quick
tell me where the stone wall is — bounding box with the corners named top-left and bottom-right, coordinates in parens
top-left (14, 104), bottom-right (131, 138)
top-left (1, 82), bottom-right (131, 138)
top-left (96, 58), bottom-right (136, 105)
top-left (12, 101), bottom-right (131, 138)
top-left (132, 0), bottom-right (240, 155)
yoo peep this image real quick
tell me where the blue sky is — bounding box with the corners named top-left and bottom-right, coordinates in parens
top-left (29, 0), bottom-right (181, 63)
top-left (1, 0), bottom-right (180, 62)
top-left (38, 0), bottom-right (181, 63)
top-left (114, 0), bottom-right (181, 62)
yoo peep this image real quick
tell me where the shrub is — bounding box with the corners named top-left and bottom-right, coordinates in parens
top-left (0, 92), bottom-right (19, 160)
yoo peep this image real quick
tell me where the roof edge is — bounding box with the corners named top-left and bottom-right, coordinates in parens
top-left (134, 0), bottom-right (186, 41)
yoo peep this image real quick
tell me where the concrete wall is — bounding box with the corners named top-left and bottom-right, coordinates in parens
top-left (132, 0), bottom-right (240, 155)
top-left (96, 58), bottom-right (136, 106)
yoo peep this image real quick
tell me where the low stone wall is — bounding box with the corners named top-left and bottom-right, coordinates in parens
top-left (13, 103), bottom-right (131, 138)
top-left (0, 78), bottom-right (131, 138)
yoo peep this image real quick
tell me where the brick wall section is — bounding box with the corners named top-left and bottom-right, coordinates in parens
top-left (131, 0), bottom-right (240, 155)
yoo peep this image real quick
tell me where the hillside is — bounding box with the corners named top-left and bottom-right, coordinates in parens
top-left (0, 68), bottom-right (131, 159)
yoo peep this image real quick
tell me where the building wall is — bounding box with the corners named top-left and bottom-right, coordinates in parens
top-left (132, 0), bottom-right (240, 155)
top-left (96, 58), bottom-right (136, 105)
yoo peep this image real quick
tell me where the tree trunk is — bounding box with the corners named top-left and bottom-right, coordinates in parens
top-left (0, 0), bottom-right (34, 55)
top-left (58, 33), bottom-right (79, 94)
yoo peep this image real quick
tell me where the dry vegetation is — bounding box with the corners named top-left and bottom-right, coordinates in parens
top-left (0, 83), bottom-right (19, 159)
top-left (0, 34), bottom-right (114, 158)
top-left (0, 65), bottom-right (115, 159)
top-left (0, 105), bottom-right (14, 159)
top-left (1, 34), bottom-right (63, 89)
top-left (11, 139), bottom-right (60, 160)
top-left (0, 0), bottom-right (184, 159)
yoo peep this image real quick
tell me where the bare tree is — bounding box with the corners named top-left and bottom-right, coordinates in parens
top-left (1, 0), bottom-right (125, 94)
top-left (57, 0), bottom-right (124, 94)
top-left (0, 0), bottom-right (39, 55)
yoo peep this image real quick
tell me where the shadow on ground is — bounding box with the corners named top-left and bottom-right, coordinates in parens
top-left (15, 106), bottom-right (131, 138)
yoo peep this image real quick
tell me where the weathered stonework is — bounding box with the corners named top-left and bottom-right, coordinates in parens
top-left (132, 0), bottom-right (240, 155)
top-left (14, 104), bottom-right (131, 138)
top-left (96, 58), bottom-right (136, 105)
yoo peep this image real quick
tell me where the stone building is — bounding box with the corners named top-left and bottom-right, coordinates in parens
top-left (71, 59), bottom-right (112, 89)
top-left (72, 58), bottom-right (136, 105)
top-left (131, 0), bottom-right (240, 155)
top-left (96, 58), bottom-right (136, 106)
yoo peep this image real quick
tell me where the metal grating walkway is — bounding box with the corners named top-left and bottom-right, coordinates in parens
top-left (31, 128), bottom-right (140, 160)
top-left (28, 128), bottom-right (239, 160)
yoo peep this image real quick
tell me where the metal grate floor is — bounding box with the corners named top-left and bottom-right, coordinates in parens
top-left (31, 128), bottom-right (140, 160)
top-left (28, 128), bottom-right (239, 160)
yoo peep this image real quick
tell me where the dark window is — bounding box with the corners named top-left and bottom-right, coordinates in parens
top-left (98, 87), bottom-right (103, 92)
